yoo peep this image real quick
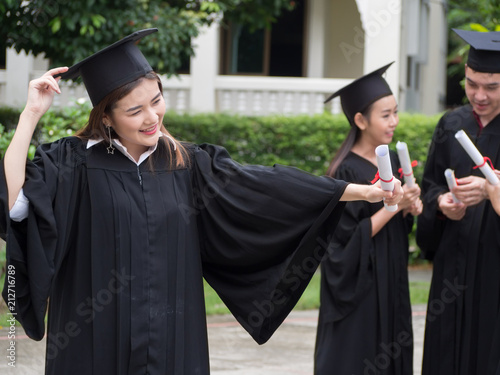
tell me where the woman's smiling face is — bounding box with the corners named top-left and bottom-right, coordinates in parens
top-left (359, 95), bottom-right (399, 147)
top-left (104, 78), bottom-right (166, 160)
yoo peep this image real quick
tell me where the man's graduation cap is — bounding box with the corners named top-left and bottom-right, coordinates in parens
top-left (324, 62), bottom-right (394, 125)
top-left (453, 28), bottom-right (500, 73)
top-left (57, 28), bottom-right (157, 106)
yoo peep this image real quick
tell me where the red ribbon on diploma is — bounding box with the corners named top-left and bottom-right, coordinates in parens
top-left (371, 171), bottom-right (394, 185)
top-left (398, 160), bottom-right (418, 179)
top-left (473, 156), bottom-right (494, 170)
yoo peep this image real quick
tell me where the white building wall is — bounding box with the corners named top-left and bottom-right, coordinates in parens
top-left (5, 49), bottom-right (33, 108)
top-left (1, 49), bottom-right (48, 108)
top-left (419, 0), bottom-right (447, 114)
top-left (356, 0), bottom-right (402, 106)
top-left (189, 23), bottom-right (220, 113)
top-left (0, 0), bottom-right (447, 116)
top-left (325, 0), bottom-right (364, 79)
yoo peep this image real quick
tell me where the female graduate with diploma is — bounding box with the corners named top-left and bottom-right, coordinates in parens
top-left (0, 29), bottom-right (402, 375)
top-left (314, 63), bottom-right (422, 375)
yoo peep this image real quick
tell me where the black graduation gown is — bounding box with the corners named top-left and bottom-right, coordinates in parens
top-left (416, 105), bottom-right (500, 375)
top-left (0, 137), bottom-right (348, 375)
top-left (315, 151), bottom-right (413, 375)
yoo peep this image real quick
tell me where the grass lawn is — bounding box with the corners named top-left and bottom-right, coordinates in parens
top-left (409, 281), bottom-right (431, 306)
top-left (204, 271), bottom-right (431, 316)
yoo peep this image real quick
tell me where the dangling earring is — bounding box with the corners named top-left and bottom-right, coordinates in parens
top-left (165, 135), bottom-right (177, 151)
top-left (106, 126), bottom-right (115, 154)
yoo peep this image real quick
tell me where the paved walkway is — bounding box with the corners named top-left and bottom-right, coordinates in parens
top-left (0, 268), bottom-right (431, 374)
top-left (208, 305), bottom-right (427, 375)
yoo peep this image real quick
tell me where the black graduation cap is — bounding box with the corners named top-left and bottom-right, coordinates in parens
top-left (324, 62), bottom-right (394, 125)
top-left (453, 28), bottom-right (500, 73)
top-left (57, 28), bottom-right (158, 106)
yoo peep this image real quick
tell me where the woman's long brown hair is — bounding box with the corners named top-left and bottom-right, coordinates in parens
top-left (76, 71), bottom-right (190, 169)
top-left (326, 102), bottom-right (375, 177)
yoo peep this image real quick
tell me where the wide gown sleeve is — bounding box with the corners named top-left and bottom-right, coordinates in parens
top-left (0, 139), bottom-right (79, 340)
top-left (318, 161), bottom-right (376, 322)
top-left (191, 144), bottom-right (348, 344)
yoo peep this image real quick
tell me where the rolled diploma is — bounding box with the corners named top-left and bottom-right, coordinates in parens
top-left (455, 130), bottom-right (499, 185)
top-left (444, 168), bottom-right (460, 203)
top-left (375, 145), bottom-right (398, 212)
top-left (396, 141), bottom-right (415, 187)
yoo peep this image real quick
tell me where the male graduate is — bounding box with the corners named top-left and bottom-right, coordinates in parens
top-left (417, 29), bottom-right (500, 375)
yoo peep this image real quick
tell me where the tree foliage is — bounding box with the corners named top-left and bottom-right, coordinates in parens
top-left (447, 0), bottom-right (500, 74)
top-left (0, 0), bottom-right (294, 74)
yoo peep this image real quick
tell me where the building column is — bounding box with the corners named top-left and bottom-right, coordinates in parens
top-left (420, 0), bottom-right (447, 114)
top-left (189, 22), bottom-right (220, 113)
top-left (356, 0), bottom-right (402, 100)
top-left (306, 0), bottom-right (327, 78)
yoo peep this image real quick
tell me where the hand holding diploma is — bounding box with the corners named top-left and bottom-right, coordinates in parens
top-left (341, 179), bottom-right (403, 205)
top-left (438, 168), bottom-right (466, 221)
top-left (375, 145), bottom-right (398, 212)
top-left (444, 169), bottom-right (461, 203)
top-left (397, 184), bottom-right (422, 216)
top-left (455, 130), bottom-right (499, 185)
top-left (438, 192), bottom-right (466, 220)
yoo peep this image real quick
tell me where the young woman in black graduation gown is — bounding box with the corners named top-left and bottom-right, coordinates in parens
top-left (314, 63), bottom-right (422, 375)
top-left (0, 30), bottom-right (403, 375)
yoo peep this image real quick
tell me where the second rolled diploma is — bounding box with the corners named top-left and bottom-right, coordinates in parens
top-left (455, 130), bottom-right (499, 185)
top-left (375, 145), bottom-right (398, 212)
top-left (396, 141), bottom-right (415, 187)
top-left (444, 168), bottom-right (461, 203)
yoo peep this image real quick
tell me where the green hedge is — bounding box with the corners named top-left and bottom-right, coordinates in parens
top-left (165, 111), bottom-right (440, 183)
top-left (0, 106), bottom-right (440, 179)
top-left (0, 105), bottom-right (441, 263)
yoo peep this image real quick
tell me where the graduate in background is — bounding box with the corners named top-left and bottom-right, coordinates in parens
top-left (417, 29), bottom-right (500, 375)
top-left (315, 63), bottom-right (422, 375)
top-left (0, 29), bottom-right (403, 375)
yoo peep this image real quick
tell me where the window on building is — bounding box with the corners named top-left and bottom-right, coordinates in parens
top-left (0, 45), bottom-right (6, 69)
top-left (220, 0), bottom-right (306, 77)
top-left (223, 23), bottom-right (270, 75)
top-left (175, 50), bottom-right (191, 74)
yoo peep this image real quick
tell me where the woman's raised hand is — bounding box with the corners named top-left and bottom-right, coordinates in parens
top-left (24, 67), bottom-right (68, 121)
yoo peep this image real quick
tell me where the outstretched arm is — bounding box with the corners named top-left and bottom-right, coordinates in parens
top-left (4, 67), bottom-right (67, 210)
top-left (340, 179), bottom-right (403, 205)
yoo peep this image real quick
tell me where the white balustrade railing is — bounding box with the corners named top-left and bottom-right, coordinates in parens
top-left (1, 69), bottom-right (349, 117)
top-left (213, 75), bottom-right (348, 116)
